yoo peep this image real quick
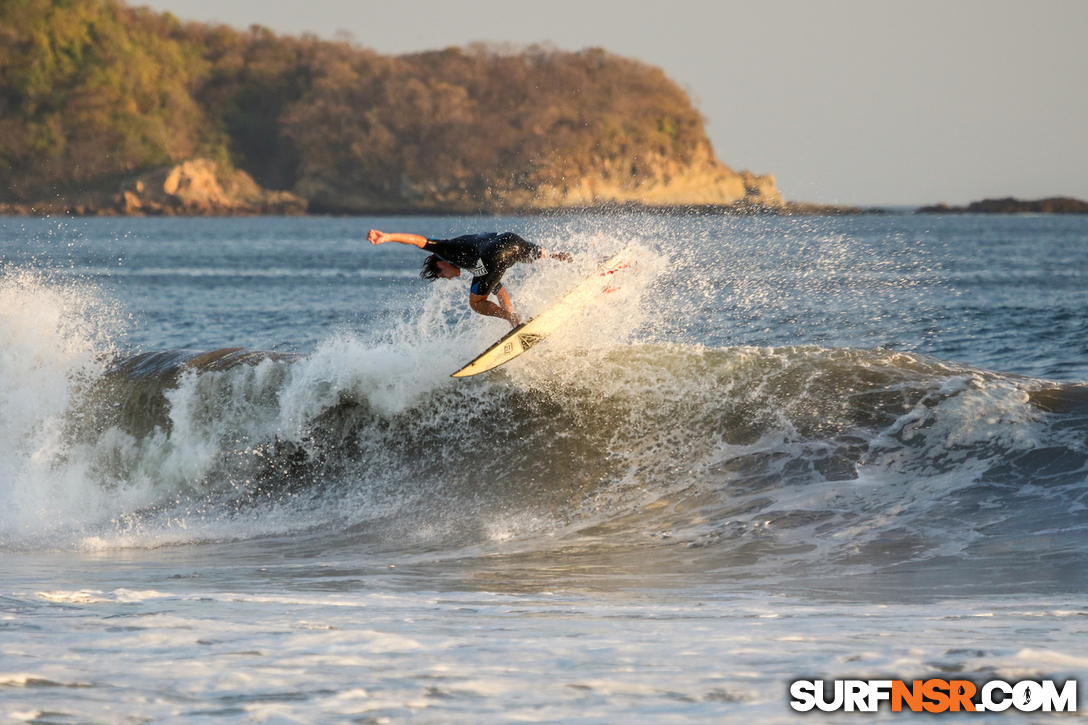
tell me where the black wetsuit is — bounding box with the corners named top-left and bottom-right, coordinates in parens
top-left (422, 232), bottom-right (542, 296)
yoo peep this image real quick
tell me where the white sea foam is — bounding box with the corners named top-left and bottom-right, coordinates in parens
top-left (0, 270), bottom-right (133, 540)
top-left (3, 582), bottom-right (1085, 724)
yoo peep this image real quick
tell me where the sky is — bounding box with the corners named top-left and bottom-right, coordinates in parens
top-left (139, 0), bottom-right (1087, 206)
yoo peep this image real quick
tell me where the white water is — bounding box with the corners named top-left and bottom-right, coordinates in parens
top-left (4, 574), bottom-right (1086, 723)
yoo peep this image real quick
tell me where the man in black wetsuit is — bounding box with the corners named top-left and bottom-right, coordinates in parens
top-left (367, 229), bottom-right (569, 327)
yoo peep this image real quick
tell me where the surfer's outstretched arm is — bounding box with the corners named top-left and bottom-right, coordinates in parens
top-left (469, 290), bottom-right (521, 327)
top-left (367, 230), bottom-right (427, 248)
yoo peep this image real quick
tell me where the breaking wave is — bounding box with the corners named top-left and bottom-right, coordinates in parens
top-left (2, 265), bottom-right (1087, 585)
top-left (2, 252), bottom-right (1087, 594)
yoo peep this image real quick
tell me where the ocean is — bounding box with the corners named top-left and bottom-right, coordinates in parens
top-left (2, 213), bottom-right (1086, 722)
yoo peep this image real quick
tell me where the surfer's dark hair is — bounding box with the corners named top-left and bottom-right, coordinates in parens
top-left (420, 254), bottom-right (442, 280)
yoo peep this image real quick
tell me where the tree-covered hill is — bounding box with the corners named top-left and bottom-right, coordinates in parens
top-left (1, 0), bottom-right (781, 213)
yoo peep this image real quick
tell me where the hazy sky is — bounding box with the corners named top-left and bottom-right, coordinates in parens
top-left (140, 0), bottom-right (1087, 206)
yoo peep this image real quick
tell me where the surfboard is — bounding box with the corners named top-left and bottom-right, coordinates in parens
top-left (451, 251), bottom-right (631, 377)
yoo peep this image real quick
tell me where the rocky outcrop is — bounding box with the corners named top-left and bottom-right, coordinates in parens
top-left (918, 197), bottom-right (1088, 214)
top-left (299, 145), bottom-right (784, 215)
top-left (508, 151), bottom-right (784, 211)
top-left (0, 160), bottom-right (307, 217)
top-left (1, 154), bottom-right (788, 216)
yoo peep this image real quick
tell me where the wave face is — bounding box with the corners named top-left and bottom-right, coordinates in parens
top-left (3, 217), bottom-right (1088, 596)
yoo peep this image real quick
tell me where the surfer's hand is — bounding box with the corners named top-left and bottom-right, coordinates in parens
top-left (367, 229), bottom-right (386, 244)
top-left (548, 251), bottom-right (573, 262)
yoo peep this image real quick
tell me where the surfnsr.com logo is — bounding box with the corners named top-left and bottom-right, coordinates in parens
top-left (789, 679), bottom-right (1077, 713)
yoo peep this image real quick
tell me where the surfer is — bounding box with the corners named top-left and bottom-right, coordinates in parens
top-left (367, 229), bottom-right (570, 327)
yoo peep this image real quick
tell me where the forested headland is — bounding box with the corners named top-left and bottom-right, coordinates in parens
top-left (1, 0), bottom-right (785, 215)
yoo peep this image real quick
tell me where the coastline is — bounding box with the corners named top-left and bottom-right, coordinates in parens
top-left (6, 161), bottom-right (1081, 220)
top-left (0, 160), bottom-right (875, 219)
top-left (0, 200), bottom-right (881, 218)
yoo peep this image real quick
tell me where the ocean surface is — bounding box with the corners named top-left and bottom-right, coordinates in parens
top-left (2, 213), bottom-right (1087, 723)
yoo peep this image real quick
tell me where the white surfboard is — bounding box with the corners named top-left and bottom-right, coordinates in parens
top-left (451, 251), bottom-right (631, 377)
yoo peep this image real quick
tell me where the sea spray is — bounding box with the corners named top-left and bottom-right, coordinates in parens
top-left (0, 269), bottom-right (127, 539)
